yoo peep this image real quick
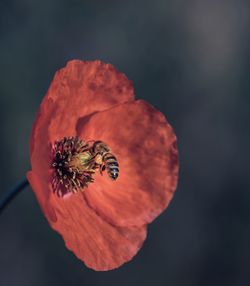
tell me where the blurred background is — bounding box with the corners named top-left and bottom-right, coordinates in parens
top-left (0, 0), bottom-right (250, 285)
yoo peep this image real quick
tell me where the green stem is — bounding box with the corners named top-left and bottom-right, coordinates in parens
top-left (0, 179), bottom-right (29, 214)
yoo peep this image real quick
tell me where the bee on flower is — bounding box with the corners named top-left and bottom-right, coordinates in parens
top-left (27, 60), bottom-right (179, 271)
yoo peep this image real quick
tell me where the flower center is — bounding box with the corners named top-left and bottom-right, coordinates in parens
top-left (51, 137), bottom-right (119, 197)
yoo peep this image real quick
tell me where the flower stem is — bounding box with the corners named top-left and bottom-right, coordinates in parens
top-left (0, 179), bottom-right (29, 214)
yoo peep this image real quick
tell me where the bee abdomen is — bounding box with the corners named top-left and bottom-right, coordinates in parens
top-left (103, 152), bottom-right (119, 180)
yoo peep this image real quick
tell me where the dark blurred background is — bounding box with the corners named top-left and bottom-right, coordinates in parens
top-left (0, 0), bottom-right (250, 285)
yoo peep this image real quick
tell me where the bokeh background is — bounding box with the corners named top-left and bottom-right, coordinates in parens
top-left (0, 0), bottom-right (250, 285)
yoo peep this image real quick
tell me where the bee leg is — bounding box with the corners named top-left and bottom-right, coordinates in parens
top-left (88, 153), bottom-right (98, 164)
top-left (99, 164), bottom-right (106, 175)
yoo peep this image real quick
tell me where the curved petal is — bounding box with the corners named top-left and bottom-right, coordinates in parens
top-left (27, 171), bottom-right (147, 271)
top-left (77, 100), bottom-right (179, 227)
top-left (30, 60), bottom-right (134, 194)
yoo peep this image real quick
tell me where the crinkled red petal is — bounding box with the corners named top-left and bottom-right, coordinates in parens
top-left (77, 100), bottom-right (179, 227)
top-left (30, 60), bottom-right (134, 177)
top-left (27, 171), bottom-right (147, 271)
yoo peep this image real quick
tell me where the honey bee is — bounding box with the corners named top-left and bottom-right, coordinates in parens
top-left (89, 140), bottom-right (119, 180)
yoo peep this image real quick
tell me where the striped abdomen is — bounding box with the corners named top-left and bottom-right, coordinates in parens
top-left (103, 152), bottom-right (119, 180)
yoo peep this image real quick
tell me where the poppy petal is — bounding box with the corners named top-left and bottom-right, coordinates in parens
top-left (77, 100), bottom-right (179, 227)
top-left (27, 171), bottom-right (147, 271)
top-left (30, 60), bottom-right (134, 173)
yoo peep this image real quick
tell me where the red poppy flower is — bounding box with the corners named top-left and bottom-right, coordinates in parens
top-left (27, 60), bottom-right (179, 271)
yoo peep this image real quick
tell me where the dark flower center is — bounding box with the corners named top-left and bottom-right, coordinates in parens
top-left (51, 137), bottom-right (119, 197)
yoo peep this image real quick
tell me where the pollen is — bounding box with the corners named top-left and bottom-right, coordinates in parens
top-left (51, 136), bottom-right (96, 197)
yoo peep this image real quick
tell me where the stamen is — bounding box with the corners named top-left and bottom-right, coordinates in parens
top-left (51, 137), bottom-right (95, 197)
